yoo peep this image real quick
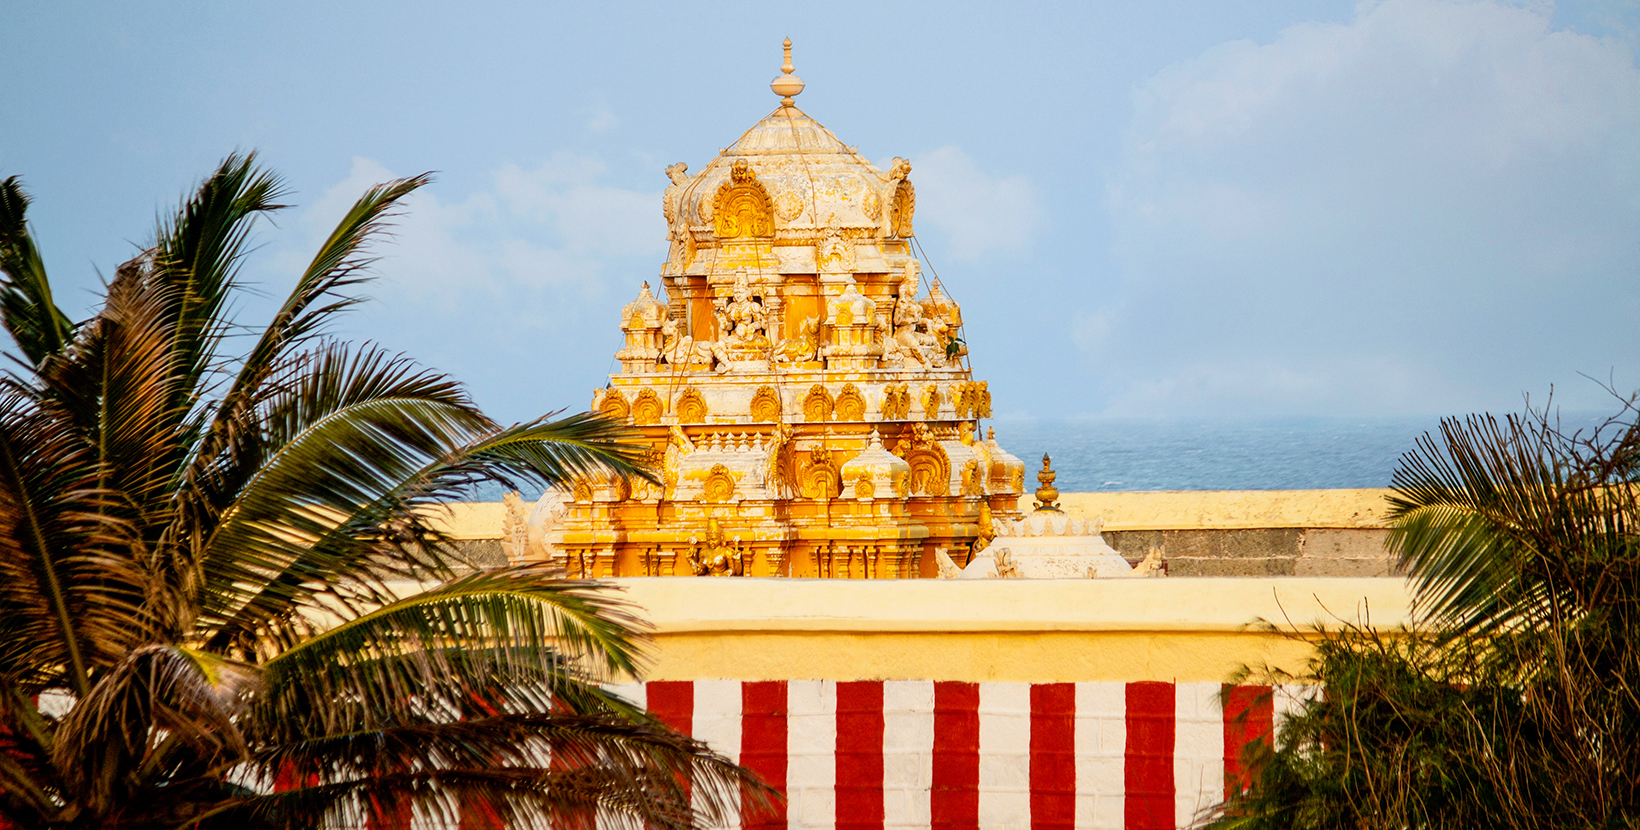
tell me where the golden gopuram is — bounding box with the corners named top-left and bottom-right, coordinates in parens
top-left (507, 40), bottom-right (1028, 579)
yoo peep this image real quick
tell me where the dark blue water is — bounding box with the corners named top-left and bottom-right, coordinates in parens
top-left (460, 413), bottom-right (1612, 499)
top-left (986, 417), bottom-right (1442, 492)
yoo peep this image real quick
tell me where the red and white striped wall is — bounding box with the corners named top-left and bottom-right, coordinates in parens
top-left (609, 680), bottom-right (1312, 830)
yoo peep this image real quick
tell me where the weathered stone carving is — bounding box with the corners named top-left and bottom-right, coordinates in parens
top-left (663, 162), bottom-right (690, 235)
top-left (702, 463), bottom-right (737, 503)
top-left (660, 316), bottom-right (719, 370)
top-left (774, 188), bottom-right (804, 221)
top-left (599, 390), bottom-right (629, 421)
top-left (676, 387), bottom-right (708, 424)
top-left (802, 385), bottom-right (834, 421)
top-left (835, 384), bottom-right (866, 421)
top-left (880, 384), bottom-right (912, 420)
top-left (886, 157), bottom-right (916, 238)
top-left (921, 384), bottom-right (942, 420)
top-left (750, 386), bottom-right (782, 422)
top-left (632, 389), bottom-right (664, 425)
top-left (801, 446), bottom-right (841, 499)
top-left (774, 315), bottom-right (821, 365)
top-left (713, 159), bottom-right (775, 239)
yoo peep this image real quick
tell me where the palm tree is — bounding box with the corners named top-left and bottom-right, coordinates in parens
top-left (1205, 398), bottom-right (1640, 828)
top-left (0, 155), bottom-right (770, 829)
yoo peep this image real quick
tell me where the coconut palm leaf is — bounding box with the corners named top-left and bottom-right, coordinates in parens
top-left (149, 153), bottom-right (284, 404)
top-left (252, 568), bottom-right (648, 734)
top-left (252, 716), bottom-right (757, 830)
top-left (0, 176), bottom-right (73, 368)
top-left (0, 157), bottom-right (749, 830)
top-left (0, 387), bottom-right (149, 694)
top-left (185, 175), bottom-right (431, 521)
top-left (1389, 412), bottom-right (1638, 633)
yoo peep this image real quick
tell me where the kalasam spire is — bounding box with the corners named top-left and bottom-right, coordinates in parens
top-left (771, 37), bottom-right (805, 106)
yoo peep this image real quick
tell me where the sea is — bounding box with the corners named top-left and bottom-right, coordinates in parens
top-left (986, 416), bottom-right (1443, 492)
top-left (464, 414), bottom-right (1605, 501)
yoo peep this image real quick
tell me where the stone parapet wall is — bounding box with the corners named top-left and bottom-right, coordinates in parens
top-left (1102, 528), bottom-right (1395, 577)
top-left (433, 488), bottom-right (1403, 577)
top-left (1063, 489), bottom-right (1398, 578)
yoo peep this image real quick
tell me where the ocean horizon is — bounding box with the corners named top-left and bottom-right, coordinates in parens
top-left (464, 411), bottom-right (1614, 501)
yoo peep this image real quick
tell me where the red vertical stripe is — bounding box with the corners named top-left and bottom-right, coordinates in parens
top-left (835, 680), bottom-right (885, 830)
top-left (646, 680), bottom-right (696, 810)
top-left (646, 680), bottom-right (695, 736)
top-left (1222, 684), bottom-right (1274, 797)
top-left (742, 681), bottom-right (789, 829)
top-left (1124, 682), bottom-right (1175, 830)
top-left (931, 681), bottom-right (980, 830)
top-left (1030, 684), bottom-right (1076, 830)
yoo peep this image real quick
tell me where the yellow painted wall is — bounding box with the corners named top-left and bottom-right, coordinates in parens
top-left (1059, 489), bottom-right (1393, 530)
top-left (612, 577), bottom-right (1412, 683)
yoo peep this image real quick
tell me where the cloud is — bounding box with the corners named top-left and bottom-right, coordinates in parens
top-left (294, 155), bottom-right (664, 303)
top-left (270, 155), bottom-right (666, 420)
top-left (908, 146), bottom-right (1037, 261)
top-left (1097, 0), bottom-right (1640, 417)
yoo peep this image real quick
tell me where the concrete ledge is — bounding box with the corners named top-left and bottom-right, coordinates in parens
top-left (612, 577), bottom-right (1413, 683)
top-left (612, 576), bottom-right (1411, 633)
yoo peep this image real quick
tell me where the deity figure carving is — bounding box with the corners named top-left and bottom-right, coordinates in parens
top-left (501, 490), bottom-right (531, 563)
top-left (715, 271), bottom-right (770, 351)
top-left (883, 264), bottom-right (941, 368)
top-left (765, 422), bottom-right (796, 498)
top-left (1132, 547), bottom-right (1168, 578)
top-left (923, 280), bottom-right (966, 368)
top-left (688, 519), bottom-right (746, 576)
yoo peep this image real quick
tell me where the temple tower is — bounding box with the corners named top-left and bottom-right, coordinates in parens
top-left (534, 40), bottom-right (1027, 578)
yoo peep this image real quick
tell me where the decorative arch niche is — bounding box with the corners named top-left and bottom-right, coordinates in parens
top-left (713, 160), bottom-right (776, 239)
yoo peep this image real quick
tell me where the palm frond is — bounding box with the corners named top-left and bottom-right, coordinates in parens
top-left (190, 175), bottom-right (431, 510)
top-left (191, 343), bottom-right (499, 648)
top-left (50, 644), bottom-right (252, 819)
top-left (248, 712), bottom-right (773, 830)
top-left (0, 387), bottom-right (149, 694)
top-left (0, 176), bottom-right (73, 368)
top-left (150, 152), bottom-right (285, 404)
top-left (251, 567), bottom-right (649, 738)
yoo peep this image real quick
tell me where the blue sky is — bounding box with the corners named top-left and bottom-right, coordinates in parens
top-left (3, 0), bottom-right (1636, 423)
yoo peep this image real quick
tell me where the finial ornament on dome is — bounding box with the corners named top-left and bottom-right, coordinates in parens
top-left (771, 37), bottom-right (806, 106)
top-left (1034, 453), bottom-right (1062, 513)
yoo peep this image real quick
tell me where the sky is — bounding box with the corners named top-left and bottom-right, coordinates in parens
top-left (2, 0), bottom-right (1637, 424)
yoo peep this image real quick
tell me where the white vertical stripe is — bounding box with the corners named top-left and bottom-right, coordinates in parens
top-left (1174, 682), bottom-right (1224, 828)
top-left (787, 680), bottom-right (837, 830)
top-left (977, 682), bottom-right (1031, 830)
top-left (694, 680), bottom-right (744, 830)
top-left (1273, 683), bottom-right (1317, 739)
top-left (596, 683), bottom-right (651, 830)
top-left (1075, 682), bottom-right (1126, 830)
top-left (882, 680), bottom-right (935, 830)
top-left (605, 681), bottom-right (647, 709)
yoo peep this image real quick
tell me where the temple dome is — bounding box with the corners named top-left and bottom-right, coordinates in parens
top-left (666, 105), bottom-right (911, 239)
top-left (662, 43), bottom-right (916, 243)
